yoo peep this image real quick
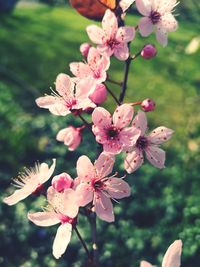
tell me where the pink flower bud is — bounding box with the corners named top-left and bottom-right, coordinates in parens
top-left (80, 43), bottom-right (91, 58)
top-left (141, 44), bottom-right (157, 59)
top-left (52, 173), bottom-right (74, 192)
top-left (56, 126), bottom-right (82, 151)
top-left (141, 98), bottom-right (156, 112)
top-left (89, 84), bottom-right (107, 105)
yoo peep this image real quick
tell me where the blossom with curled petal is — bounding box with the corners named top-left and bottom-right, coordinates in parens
top-left (3, 159), bottom-right (56, 205)
top-left (125, 111), bottom-right (174, 173)
top-left (70, 47), bottom-right (110, 85)
top-left (92, 104), bottom-right (140, 154)
top-left (136, 0), bottom-right (179, 46)
top-left (36, 73), bottom-right (95, 116)
top-left (28, 186), bottom-right (79, 259)
top-left (75, 153), bottom-right (131, 222)
top-left (141, 240), bottom-right (182, 267)
top-left (87, 9), bottom-right (135, 60)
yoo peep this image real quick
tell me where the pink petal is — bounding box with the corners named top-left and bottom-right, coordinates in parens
top-left (138, 17), bottom-right (154, 37)
top-left (86, 25), bottom-right (104, 44)
top-left (39, 159), bottom-right (56, 184)
top-left (119, 127), bottom-right (141, 150)
top-left (155, 27), bottom-right (168, 47)
top-left (87, 47), bottom-right (101, 68)
top-left (116, 26), bottom-right (135, 43)
top-left (148, 127), bottom-right (174, 145)
top-left (102, 9), bottom-right (118, 39)
top-left (103, 141), bottom-right (122, 154)
top-left (114, 43), bottom-right (129, 61)
top-left (145, 145), bottom-right (166, 168)
top-left (94, 191), bottom-right (114, 222)
top-left (160, 14), bottom-right (178, 32)
top-left (75, 183), bottom-right (93, 207)
top-left (76, 78), bottom-right (96, 99)
top-left (28, 211), bottom-right (59, 226)
top-left (55, 73), bottom-right (72, 98)
top-left (105, 178), bottom-right (131, 199)
top-left (97, 44), bottom-right (113, 57)
top-left (140, 261), bottom-right (153, 267)
top-left (135, 0), bottom-right (151, 16)
top-left (162, 240), bottom-right (182, 267)
top-left (76, 155), bottom-right (96, 182)
top-left (3, 187), bottom-right (33, 206)
top-left (56, 128), bottom-right (68, 142)
top-left (92, 107), bottom-right (112, 128)
top-left (62, 189), bottom-right (79, 218)
top-left (124, 148), bottom-right (144, 173)
top-left (113, 104), bottom-right (134, 128)
top-left (95, 152), bottom-right (115, 178)
top-left (132, 111), bottom-right (147, 136)
top-left (53, 223), bottom-right (72, 259)
top-left (69, 62), bottom-right (91, 78)
top-left (36, 95), bottom-right (57, 109)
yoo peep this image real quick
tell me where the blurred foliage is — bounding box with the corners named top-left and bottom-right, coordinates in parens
top-left (0, 2), bottom-right (200, 267)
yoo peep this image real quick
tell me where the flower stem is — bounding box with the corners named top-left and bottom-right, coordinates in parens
top-left (106, 85), bottom-right (121, 105)
top-left (74, 226), bottom-right (92, 261)
top-left (78, 114), bottom-right (93, 135)
top-left (107, 78), bottom-right (122, 87)
top-left (119, 56), bottom-right (132, 104)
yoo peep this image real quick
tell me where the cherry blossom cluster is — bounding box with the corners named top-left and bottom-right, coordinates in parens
top-left (3, 0), bottom-right (181, 264)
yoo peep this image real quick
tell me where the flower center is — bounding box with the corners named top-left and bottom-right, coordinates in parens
top-left (136, 136), bottom-right (148, 150)
top-left (106, 126), bottom-right (119, 140)
top-left (65, 98), bottom-right (77, 109)
top-left (58, 214), bottom-right (77, 225)
top-left (149, 11), bottom-right (161, 24)
top-left (106, 38), bottom-right (120, 50)
top-left (91, 178), bottom-right (104, 191)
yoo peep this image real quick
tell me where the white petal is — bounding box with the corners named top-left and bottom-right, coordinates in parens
top-left (140, 261), bottom-right (153, 267)
top-left (160, 14), bottom-right (178, 32)
top-left (148, 127), bottom-right (174, 145)
top-left (138, 17), bottom-right (154, 37)
top-left (39, 159), bottom-right (56, 184)
top-left (136, 0), bottom-right (151, 16)
top-left (53, 223), bottom-right (72, 259)
top-left (132, 111), bottom-right (147, 136)
top-left (162, 240), bottom-right (182, 267)
top-left (86, 25), bottom-right (104, 45)
top-left (28, 211), bottom-right (59, 226)
top-left (145, 145), bottom-right (165, 168)
top-left (3, 187), bottom-right (32, 206)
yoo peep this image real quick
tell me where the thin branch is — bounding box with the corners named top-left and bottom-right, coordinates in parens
top-left (78, 114), bottom-right (93, 135)
top-left (106, 85), bottom-right (121, 105)
top-left (74, 226), bottom-right (92, 261)
top-left (107, 78), bottom-right (122, 87)
top-left (119, 56), bottom-right (132, 104)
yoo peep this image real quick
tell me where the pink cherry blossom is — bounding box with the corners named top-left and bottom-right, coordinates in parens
top-left (136, 0), bottom-right (179, 46)
top-left (3, 159), bottom-right (56, 205)
top-left (120, 0), bottom-right (135, 13)
top-left (124, 111), bottom-right (174, 173)
top-left (70, 47), bottom-right (110, 84)
top-left (56, 126), bottom-right (83, 151)
top-left (28, 186), bottom-right (79, 259)
top-left (75, 153), bottom-right (131, 222)
top-left (140, 240), bottom-right (182, 267)
top-left (52, 173), bottom-right (74, 192)
top-left (89, 83), bottom-right (107, 105)
top-left (86, 9), bottom-right (135, 61)
top-left (36, 73), bottom-right (95, 116)
top-left (92, 104), bottom-right (140, 154)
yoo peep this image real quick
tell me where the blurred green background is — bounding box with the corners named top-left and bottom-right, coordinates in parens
top-left (0, 0), bottom-right (200, 266)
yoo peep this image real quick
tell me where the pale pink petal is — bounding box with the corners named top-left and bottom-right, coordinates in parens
top-left (138, 17), bottom-right (154, 37)
top-left (62, 189), bottom-right (79, 218)
top-left (36, 95), bottom-right (58, 109)
top-left (160, 14), bottom-right (178, 32)
top-left (148, 127), bottom-right (174, 145)
top-left (92, 107), bottom-right (112, 128)
top-left (124, 148), bottom-right (144, 173)
top-left (102, 9), bottom-right (118, 38)
top-left (76, 77), bottom-right (96, 99)
top-left (135, 0), bottom-right (151, 16)
top-left (105, 178), bottom-right (131, 199)
top-left (156, 27), bottom-right (168, 47)
top-left (119, 127), bottom-right (141, 150)
top-left (87, 47), bottom-right (101, 68)
top-left (140, 261), bottom-right (153, 267)
top-left (97, 43), bottom-right (113, 57)
top-left (75, 183), bottom-right (93, 207)
top-left (145, 145), bottom-right (165, 168)
top-left (76, 155), bottom-right (96, 182)
top-left (86, 25), bottom-right (104, 45)
top-left (69, 62), bottom-right (91, 78)
top-left (3, 187), bottom-right (33, 206)
top-left (116, 26), bottom-right (135, 43)
top-left (103, 141), bottom-right (122, 154)
top-left (114, 43), bottom-right (129, 61)
top-left (53, 223), bottom-right (72, 259)
top-left (28, 211), bottom-right (59, 226)
top-left (99, 54), bottom-right (110, 72)
top-left (95, 152), bottom-right (115, 177)
top-left (55, 73), bottom-right (72, 98)
top-left (162, 240), bottom-right (182, 267)
top-left (132, 111), bottom-right (147, 136)
top-left (39, 159), bottom-right (56, 184)
top-left (113, 104), bottom-right (134, 128)
top-left (94, 191), bottom-right (114, 222)
top-left (56, 128), bottom-right (68, 142)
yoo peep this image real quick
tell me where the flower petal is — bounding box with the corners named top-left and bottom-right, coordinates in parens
top-left (116, 26), bottom-right (135, 43)
top-left (140, 261), bottom-right (153, 267)
top-left (3, 187), bottom-right (33, 206)
top-left (102, 9), bottom-right (118, 38)
top-left (76, 155), bottom-right (96, 182)
top-left (39, 159), bottom-right (56, 184)
top-left (69, 62), bottom-right (91, 78)
top-left (75, 183), bottom-right (93, 207)
top-left (92, 107), bottom-right (112, 128)
top-left (56, 73), bottom-right (73, 98)
top-left (62, 189), bottom-right (79, 218)
top-left (86, 25), bottom-right (104, 44)
top-left (138, 17), bottom-right (153, 37)
top-left (135, 0), bottom-right (151, 16)
top-left (145, 145), bottom-right (166, 168)
top-left (119, 127), bottom-right (141, 150)
top-left (95, 152), bottom-right (115, 177)
top-left (113, 104), bottom-right (134, 128)
top-left (53, 223), bottom-right (72, 259)
top-left (132, 111), bottom-right (147, 136)
top-left (148, 127), bottom-right (174, 145)
top-left (156, 27), bottom-right (168, 47)
top-left (105, 178), bottom-right (131, 199)
top-left (124, 148), bottom-right (144, 173)
top-left (114, 43), bottom-right (129, 61)
top-left (160, 13), bottom-right (178, 32)
top-left (94, 191), bottom-right (114, 222)
top-left (162, 240), bottom-right (182, 267)
top-left (28, 211), bottom-right (59, 226)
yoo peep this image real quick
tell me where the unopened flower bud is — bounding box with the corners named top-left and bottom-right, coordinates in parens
top-left (89, 84), bottom-right (107, 105)
top-left (80, 43), bottom-right (91, 58)
top-left (52, 173), bottom-right (74, 192)
top-left (141, 98), bottom-right (156, 112)
top-left (141, 44), bottom-right (157, 59)
top-left (56, 126), bottom-right (82, 151)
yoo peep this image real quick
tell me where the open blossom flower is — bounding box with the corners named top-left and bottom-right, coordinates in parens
top-left (75, 153), bottom-right (131, 222)
top-left (56, 126), bottom-right (83, 151)
top-left (3, 159), bottom-right (56, 205)
top-left (70, 47), bottom-right (110, 84)
top-left (141, 240), bottom-right (182, 267)
top-left (92, 104), bottom-right (140, 154)
top-left (28, 186), bottom-right (79, 259)
top-left (136, 0), bottom-right (178, 46)
top-left (125, 111), bottom-right (174, 173)
top-left (36, 73), bottom-right (95, 116)
top-left (120, 0), bottom-right (135, 13)
top-left (87, 9), bottom-right (135, 60)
